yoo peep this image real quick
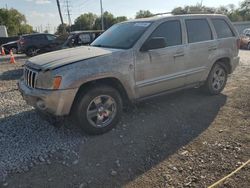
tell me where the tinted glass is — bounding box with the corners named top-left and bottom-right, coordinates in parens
top-left (150, 20), bottom-right (182, 47)
top-left (46, 35), bottom-right (56, 41)
top-left (186, 19), bottom-right (212, 43)
top-left (31, 35), bottom-right (45, 40)
top-left (91, 22), bottom-right (151, 49)
top-left (212, 19), bottom-right (234, 39)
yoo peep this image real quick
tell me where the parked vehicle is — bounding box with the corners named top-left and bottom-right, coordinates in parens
top-left (18, 33), bottom-right (62, 57)
top-left (0, 25), bottom-right (8, 37)
top-left (19, 14), bottom-right (240, 135)
top-left (240, 28), bottom-right (250, 49)
top-left (62, 30), bottom-right (103, 48)
top-left (1, 40), bottom-right (18, 54)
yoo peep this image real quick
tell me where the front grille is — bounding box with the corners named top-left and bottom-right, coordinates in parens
top-left (24, 67), bottom-right (38, 88)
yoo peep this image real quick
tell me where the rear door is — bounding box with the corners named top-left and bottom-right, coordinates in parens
top-left (184, 18), bottom-right (217, 85)
top-left (211, 18), bottom-right (238, 54)
top-left (32, 35), bottom-right (47, 50)
top-left (45, 34), bottom-right (58, 51)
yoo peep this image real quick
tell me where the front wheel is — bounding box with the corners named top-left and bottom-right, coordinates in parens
top-left (11, 47), bottom-right (18, 54)
top-left (247, 43), bottom-right (250, 50)
top-left (26, 47), bottom-right (39, 57)
top-left (72, 85), bottom-right (123, 135)
top-left (203, 63), bottom-right (228, 95)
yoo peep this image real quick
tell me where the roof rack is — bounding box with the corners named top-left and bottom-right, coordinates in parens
top-left (153, 12), bottom-right (172, 16)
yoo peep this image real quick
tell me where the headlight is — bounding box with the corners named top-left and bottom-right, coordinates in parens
top-left (36, 71), bottom-right (62, 90)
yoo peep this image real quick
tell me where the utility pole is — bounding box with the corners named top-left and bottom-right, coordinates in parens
top-left (100, 0), bottom-right (104, 30)
top-left (56, 0), bottom-right (64, 26)
top-left (65, 0), bottom-right (72, 27)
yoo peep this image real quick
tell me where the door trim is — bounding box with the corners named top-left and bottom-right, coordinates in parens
top-left (136, 66), bottom-right (206, 88)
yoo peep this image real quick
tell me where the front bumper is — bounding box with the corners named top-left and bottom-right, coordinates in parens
top-left (18, 79), bottom-right (78, 116)
top-left (231, 56), bottom-right (240, 73)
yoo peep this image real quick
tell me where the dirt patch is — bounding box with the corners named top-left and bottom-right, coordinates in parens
top-left (1, 51), bottom-right (249, 188)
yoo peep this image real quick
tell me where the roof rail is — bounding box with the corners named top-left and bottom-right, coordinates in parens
top-left (153, 12), bottom-right (172, 16)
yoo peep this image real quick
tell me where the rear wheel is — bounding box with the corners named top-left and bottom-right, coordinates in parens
top-left (203, 63), bottom-right (228, 95)
top-left (72, 85), bottom-right (123, 135)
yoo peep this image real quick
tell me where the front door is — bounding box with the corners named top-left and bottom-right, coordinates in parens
top-left (135, 20), bottom-right (186, 98)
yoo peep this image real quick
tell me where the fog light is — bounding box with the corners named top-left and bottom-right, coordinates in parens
top-left (36, 99), bottom-right (46, 110)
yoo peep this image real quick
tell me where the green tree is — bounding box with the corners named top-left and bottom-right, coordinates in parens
top-left (0, 8), bottom-right (33, 36)
top-left (237, 0), bottom-right (250, 21)
top-left (94, 11), bottom-right (117, 30)
top-left (172, 4), bottom-right (216, 15)
top-left (72, 12), bottom-right (97, 31)
top-left (19, 24), bottom-right (33, 35)
top-left (135, 10), bottom-right (154, 18)
top-left (115, 16), bottom-right (128, 23)
top-left (55, 23), bottom-right (70, 35)
top-left (171, 1), bottom-right (250, 22)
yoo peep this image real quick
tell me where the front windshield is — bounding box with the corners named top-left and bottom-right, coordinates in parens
top-left (91, 22), bottom-right (152, 49)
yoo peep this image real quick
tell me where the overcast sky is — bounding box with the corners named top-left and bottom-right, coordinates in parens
top-left (0, 0), bottom-right (242, 33)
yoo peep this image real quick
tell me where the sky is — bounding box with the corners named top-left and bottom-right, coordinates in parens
top-left (0, 0), bottom-right (243, 33)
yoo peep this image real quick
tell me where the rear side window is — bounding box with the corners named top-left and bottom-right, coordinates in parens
top-left (31, 35), bottom-right (46, 40)
top-left (78, 34), bottom-right (91, 43)
top-left (186, 19), bottom-right (212, 43)
top-left (150, 20), bottom-right (182, 47)
top-left (212, 19), bottom-right (234, 39)
top-left (46, 35), bottom-right (56, 41)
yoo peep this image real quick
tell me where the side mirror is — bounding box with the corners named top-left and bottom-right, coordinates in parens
top-left (141, 37), bottom-right (166, 51)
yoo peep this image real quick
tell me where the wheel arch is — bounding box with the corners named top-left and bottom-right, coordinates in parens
top-left (213, 57), bottom-right (232, 74)
top-left (70, 77), bottom-right (131, 114)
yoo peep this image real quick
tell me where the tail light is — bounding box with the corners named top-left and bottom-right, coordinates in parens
top-left (236, 38), bottom-right (241, 49)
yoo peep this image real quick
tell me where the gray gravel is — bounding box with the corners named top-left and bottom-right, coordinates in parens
top-left (0, 62), bottom-right (84, 182)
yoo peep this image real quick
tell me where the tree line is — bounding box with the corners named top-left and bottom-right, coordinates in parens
top-left (0, 8), bottom-right (33, 36)
top-left (56, 0), bottom-right (250, 35)
top-left (55, 10), bottom-right (154, 35)
top-left (1, 0), bottom-right (250, 36)
top-left (171, 1), bottom-right (250, 21)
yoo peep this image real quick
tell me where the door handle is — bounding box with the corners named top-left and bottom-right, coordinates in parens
top-left (208, 46), bottom-right (217, 51)
top-left (174, 52), bottom-right (185, 58)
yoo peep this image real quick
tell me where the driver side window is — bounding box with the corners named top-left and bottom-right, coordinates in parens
top-left (150, 20), bottom-right (182, 47)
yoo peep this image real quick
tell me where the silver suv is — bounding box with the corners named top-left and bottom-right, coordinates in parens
top-left (19, 14), bottom-right (240, 135)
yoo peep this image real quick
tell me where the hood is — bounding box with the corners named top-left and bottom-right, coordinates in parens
top-left (26, 46), bottom-right (116, 70)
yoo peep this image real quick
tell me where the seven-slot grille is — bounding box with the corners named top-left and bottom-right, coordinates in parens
top-left (24, 67), bottom-right (38, 88)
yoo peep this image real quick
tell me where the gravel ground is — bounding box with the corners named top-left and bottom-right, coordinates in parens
top-left (0, 56), bottom-right (83, 182)
top-left (0, 51), bottom-right (249, 187)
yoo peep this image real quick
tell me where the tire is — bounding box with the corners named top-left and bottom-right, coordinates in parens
top-left (72, 85), bottom-right (123, 135)
top-left (26, 47), bottom-right (39, 57)
top-left (203, 63), bottom-right (228, 95)
top-left (11, 47), bottom-right (18, 54)
top-left (247, 43), bottom-right (250, 50)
